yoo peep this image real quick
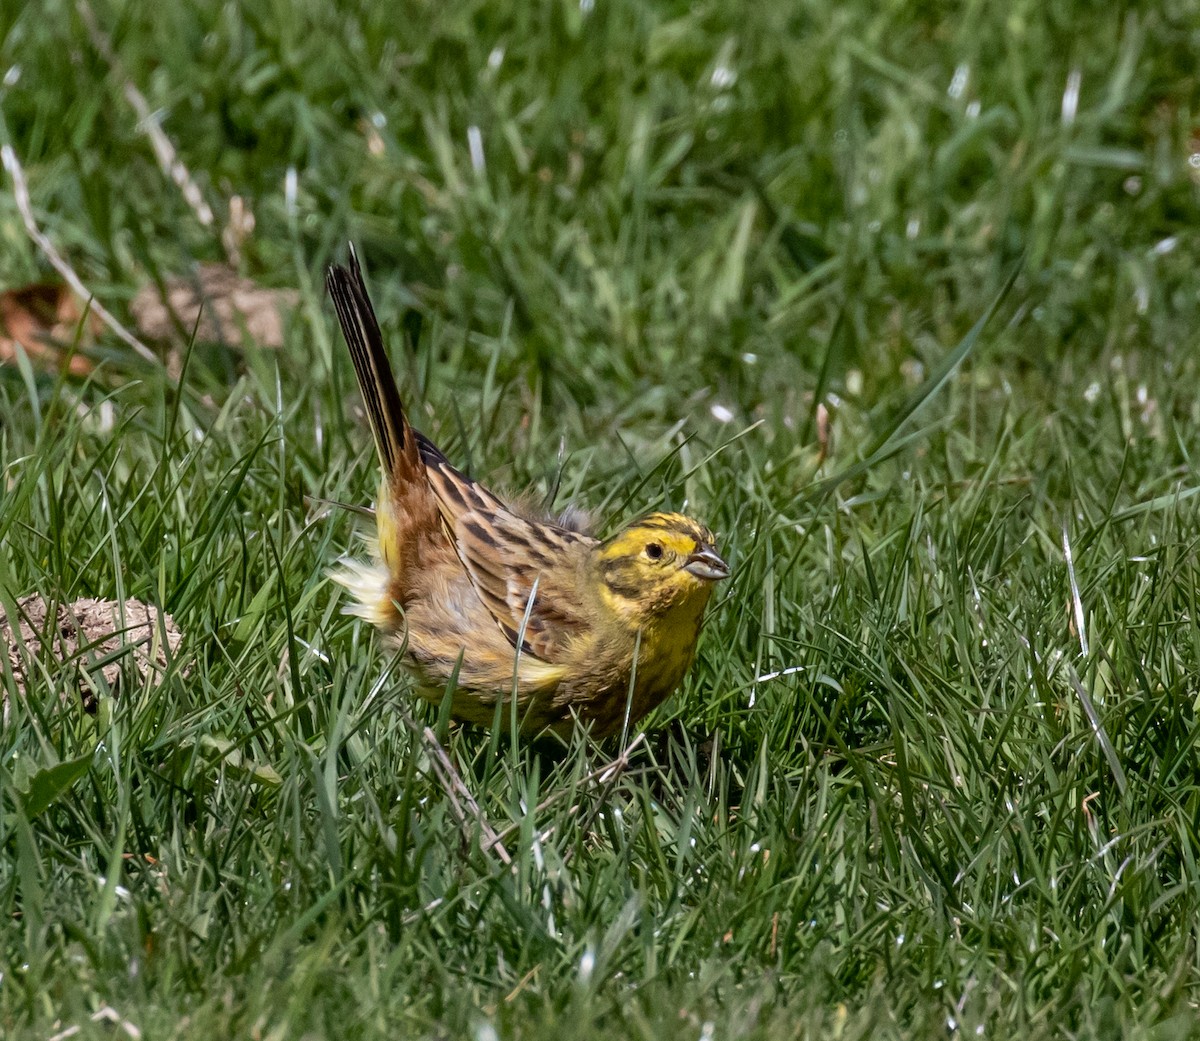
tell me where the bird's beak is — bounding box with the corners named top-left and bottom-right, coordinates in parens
top-left (684, 547), bottom-right (730, 582)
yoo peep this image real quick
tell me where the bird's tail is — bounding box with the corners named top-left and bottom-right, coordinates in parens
top-left (326, 246), bottom-right (422, 485)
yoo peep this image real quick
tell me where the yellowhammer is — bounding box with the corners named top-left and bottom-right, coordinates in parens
top-left (327, 248), bottom-right (729, 740)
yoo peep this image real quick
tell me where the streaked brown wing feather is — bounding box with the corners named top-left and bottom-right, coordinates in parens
top-left (455, 508), bottom-right (595, 661)
top-left (417, 432), bottom-right (509, 518)
top-left (413, 426), bottom-right (595, 659)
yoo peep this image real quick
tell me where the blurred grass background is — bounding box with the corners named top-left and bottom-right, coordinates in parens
top-left (2, 1), bottom-right (1200, 1038)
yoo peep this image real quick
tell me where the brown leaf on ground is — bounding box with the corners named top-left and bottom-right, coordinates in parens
top-left (130, 264), bottom-right (299, 349)
top-left (0, 282), bottom-right (100, 375)
top-left (2, 595), bottom-right (183, 712)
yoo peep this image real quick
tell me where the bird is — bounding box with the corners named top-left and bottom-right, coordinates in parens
top-left (326, 247), bottom-right (729, 740)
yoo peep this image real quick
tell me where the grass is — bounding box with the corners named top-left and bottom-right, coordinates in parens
top-left (2, 0), bottom-right (1200, 1037)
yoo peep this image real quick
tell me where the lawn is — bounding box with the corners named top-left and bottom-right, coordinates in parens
top-left (3, 1), bottom-right (1200, 1038)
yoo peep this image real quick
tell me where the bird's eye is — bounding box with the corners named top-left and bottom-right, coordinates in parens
top-left (645, 542), bottom-right (664, 560)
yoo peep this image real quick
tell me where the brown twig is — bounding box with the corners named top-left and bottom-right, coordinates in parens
top-left (559, 732), bottom-right (647, 863)
top-left (484, 731), bottom-right (649, 863)
top-left (2, 144), bottom-right (160, 367)
top-left (422, 724), bottom-right (513, 866)
top-left (393, 707), bottom-right (513, 866)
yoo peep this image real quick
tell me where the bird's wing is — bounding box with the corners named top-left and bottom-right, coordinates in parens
top-left (453, 507), bottom-right (596, 661)
top-left (413, 429), bottom-right (595, 659)
top-left (416, 432), bottom-right (509, 518)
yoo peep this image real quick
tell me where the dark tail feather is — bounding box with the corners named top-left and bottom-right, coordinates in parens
top-left (326, 245), bottom-right (419, 479)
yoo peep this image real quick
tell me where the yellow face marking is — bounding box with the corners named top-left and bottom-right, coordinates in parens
top-left (601, 527), bottom-right (697, 562)
top-left (598, 512), bottom-right (714, 562)
top-left (594, 512), bottom-right (722, 626)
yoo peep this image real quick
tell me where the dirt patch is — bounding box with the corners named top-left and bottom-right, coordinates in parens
top-left (2, 595), bottom-right (183, 712)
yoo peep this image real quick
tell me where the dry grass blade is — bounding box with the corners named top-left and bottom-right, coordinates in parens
top-left (1, 144), bottom-right (160, 367)
top-left (392, 706), bottom-right (513, 866)
top-left (75, 0), bottom-right (215, 229)
top-left (485, 732), bottom-right (649, 863)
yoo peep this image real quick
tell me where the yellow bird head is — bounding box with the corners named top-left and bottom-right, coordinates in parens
top-left (593, 512), bottom-right (729, 626)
